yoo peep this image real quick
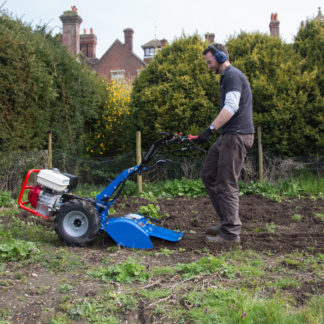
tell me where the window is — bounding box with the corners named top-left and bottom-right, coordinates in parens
top-left (111, 70), bottom-right (125, 81)
top-left (144, 47), bottom-right (155, 57)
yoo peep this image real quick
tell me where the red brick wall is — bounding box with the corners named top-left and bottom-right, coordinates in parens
top-left (97, 41), bottom-right (145, 81)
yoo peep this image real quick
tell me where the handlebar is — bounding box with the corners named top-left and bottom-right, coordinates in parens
top-left (141, 132), bottom-right (203, 167)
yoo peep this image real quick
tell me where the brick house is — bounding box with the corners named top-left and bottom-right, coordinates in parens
top-left (60, 6), bottom-right (145, 81)
top-left (141, 38), bottom-right (169, 64)
top-left (96, 28), bottom-right (145, 81)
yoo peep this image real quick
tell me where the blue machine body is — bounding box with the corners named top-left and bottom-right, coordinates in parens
top-left (104, 213), bottom-right (184, 249)
top-left (95, 165), bottom-right (185, 249)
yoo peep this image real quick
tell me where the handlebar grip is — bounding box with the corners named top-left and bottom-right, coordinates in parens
top-left (188, 134), bottom-right (198, 141)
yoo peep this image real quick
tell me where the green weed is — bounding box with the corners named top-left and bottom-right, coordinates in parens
top-left (137, 204), bottom-right (169, 220)
top-left (175, 255), bottom-right (236, 279)
top-left (291, 213), bottom-right (303, 222)
top-left (49, 314), bottom-right (71, 324)
top-left (265, 222), bottom-right (277, 233)
top-left (182, 287), bottom-right (318, 324)
top-left (59, 284), bottom-right (74, 293)
top-left (0, 191), bottom-right (14, 207)
top-left (88, 257), bottom-right (150, 283)
top-left (314, 212), bottom-right (324, 221)
top-left (139, 287), bottom-right (172, 301)
top-left (239, 181), bottom-right (281, 201)
top-left (0, 231), bottom-right (39, 262)
top-left (140, 191), bottom-right (158, 202)
top-left (74, 175), bottom-right (324, 200)
top-left (3, 216), bottom-right (57, 244)
top-left (157, 247), bottom-right (174, 256)
top-left (277, 173), bottom-right (324, 198)
top-left (37, 247), bottom-right (83, 272)
top-left (151, 265), bottom-right (176, 276)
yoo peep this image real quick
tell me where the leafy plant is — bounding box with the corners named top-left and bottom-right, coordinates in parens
top-left (239, 181), bottom-right (281, 201)
top-left (140, 191), bottom-right (158, 202)
top-left (0, 191), bottom-right (14, 207)
top-left (157, 247), bottom-right (174, 256)
top-left (88, 257), bottom-right (150, 283)
top-left (59, 284), bottom-right (74, 293)
top-left (137, 204), bottom-right (169, 220)
top-left (291, 214), bottom-right (303, 222)
top-left (314, 212), bottom-right (324, 221)
top-left (265, 222), bottom-right (277, 233)
top-left (175, 255), bottom-right (236, 279)
top-left (0, 232), bottom-right (39, 261)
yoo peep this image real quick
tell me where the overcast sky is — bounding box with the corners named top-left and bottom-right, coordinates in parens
top-left (2, 0), bottom-right (322, 59)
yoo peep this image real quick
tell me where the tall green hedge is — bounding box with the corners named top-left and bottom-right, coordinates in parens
top-left (130, 24), bottom-right (323, 156)
top-left (0, 13), bottom-right (106, 154)
top-left (226, 32), bottom-right (322, 156)
top-left (128, 35), bottom-right (219, 149)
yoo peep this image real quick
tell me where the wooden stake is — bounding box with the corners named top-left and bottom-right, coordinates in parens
top-left (48, 131), bottom-right (53, 169)
top-left (257, 125), bottom-right (264, 184)
top-left (136, 131), bottom-right (143, 193)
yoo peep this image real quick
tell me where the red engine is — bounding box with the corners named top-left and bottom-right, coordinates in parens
top-left (28, 185), bottom-right (42, 208)
top-left (18, 169), bottom-right (77, 219)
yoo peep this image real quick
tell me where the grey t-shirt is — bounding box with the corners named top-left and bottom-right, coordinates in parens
top-left (220, 65), bottom-right (254, 134)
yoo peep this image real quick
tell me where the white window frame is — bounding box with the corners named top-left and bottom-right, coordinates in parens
top-left (144, 47), bottom-right (155, 57)
top-left (110, 69), bottom-right (125, 81)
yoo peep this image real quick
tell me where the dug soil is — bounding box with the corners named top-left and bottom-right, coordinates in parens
top-left (113, 194), bottom-right (324, 254)
top-left (15, 194), bottom-right (324, 254)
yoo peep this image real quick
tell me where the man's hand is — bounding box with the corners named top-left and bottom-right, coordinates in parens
top-left (189, 127), bottom-right (213, 143)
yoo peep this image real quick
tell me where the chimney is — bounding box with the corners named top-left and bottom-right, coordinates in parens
top-left (60, 6), bottom-right (83, 55)
top-left (269, 13), bottom-right (280, 37)
top-left (124, 28), bottom-right (134, 52)
top-left (80, 28), bottom-right (97, 58)
top-left (160, 39), bottom-right (168, 48)
top-left (205, 33), bottom-right (215, 43)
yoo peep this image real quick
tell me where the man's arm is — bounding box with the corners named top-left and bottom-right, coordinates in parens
top-left (212, 90), bottom-right (241, 130)
top-left (211, 108), bottom-right (233, 130)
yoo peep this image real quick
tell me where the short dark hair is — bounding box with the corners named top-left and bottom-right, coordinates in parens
top-left (202, 43), bottom-right (229, 61)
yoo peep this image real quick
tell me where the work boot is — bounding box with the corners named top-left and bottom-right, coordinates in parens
top-left (206, 224), bottom-right (221, 235)
top-left (206, 234), bottom-right (241, 244)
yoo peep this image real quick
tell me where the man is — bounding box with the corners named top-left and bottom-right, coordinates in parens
top-left (192, 43), bottom-right (254, 243)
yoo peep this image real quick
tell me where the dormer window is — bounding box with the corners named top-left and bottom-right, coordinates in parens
top-left (144, 47), bottom-right (155, 57)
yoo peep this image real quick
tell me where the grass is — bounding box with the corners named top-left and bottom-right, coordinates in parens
top-left (0, 175), bottom-right (323, 323)
top-left (0, 218), bottom-right (323, 323)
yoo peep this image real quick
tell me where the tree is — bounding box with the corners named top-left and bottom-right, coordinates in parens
top-left (83, 80), bottom-right (132, 156)
top-left (128, 35), bottom-right (219, 149)
top-left (226, 32), bottom-right (322, 155)
top-left (294, 19), bottom-right (324, 152)
top-left (0, 13), bottom-right (106, 154)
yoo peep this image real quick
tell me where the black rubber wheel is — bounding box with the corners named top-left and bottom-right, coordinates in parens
top-left (55, 199), bottom-right (100, 246)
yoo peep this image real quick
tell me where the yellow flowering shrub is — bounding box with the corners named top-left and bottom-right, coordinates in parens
top-left (87, 79), bottom-right (131, 156)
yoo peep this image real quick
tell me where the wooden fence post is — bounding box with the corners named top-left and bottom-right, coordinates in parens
top-left (257, 125), bottom-right (264, 184)
top-left (48, 131), bottom-right (53, 169)
top-left (136, 131), bottom-right (143, 193)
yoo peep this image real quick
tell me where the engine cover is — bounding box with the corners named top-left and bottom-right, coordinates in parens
top-left (37, 169), bottom-right (70, 192)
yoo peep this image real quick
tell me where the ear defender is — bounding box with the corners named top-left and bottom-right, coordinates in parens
top-left (208, 44), bottom-right (227, 64)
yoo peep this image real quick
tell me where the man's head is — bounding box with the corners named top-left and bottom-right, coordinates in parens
top-left (203, 43), bottom-right (229, 74)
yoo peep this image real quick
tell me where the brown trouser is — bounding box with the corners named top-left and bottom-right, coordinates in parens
top-left (201, 133), bottom-right (254, 240)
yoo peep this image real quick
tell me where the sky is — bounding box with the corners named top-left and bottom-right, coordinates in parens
top-left (2, 0), bottom-right (322, 59)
